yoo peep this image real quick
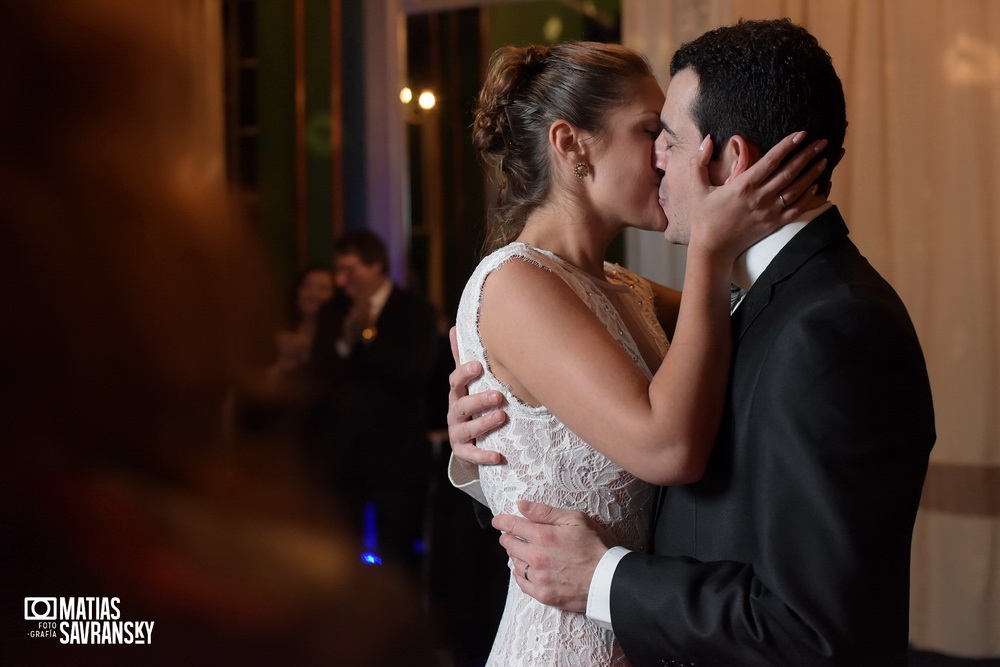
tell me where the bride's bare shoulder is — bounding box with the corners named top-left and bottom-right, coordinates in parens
top-left (480, 253), bottom-right (575, 307)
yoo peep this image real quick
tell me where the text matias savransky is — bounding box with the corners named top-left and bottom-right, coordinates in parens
top-left (24, 596), bottom-right (155, 645)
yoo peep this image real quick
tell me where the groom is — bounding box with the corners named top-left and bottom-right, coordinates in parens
top-left (447, 19), bottom-right (935, 666)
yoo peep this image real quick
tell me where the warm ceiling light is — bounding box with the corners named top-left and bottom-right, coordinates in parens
top-left (543, 15), bottom-right (563, 42)
top-left (400, 86), bottom-right (413, 104)
top-left (418, 90), bottom-right (436, 110)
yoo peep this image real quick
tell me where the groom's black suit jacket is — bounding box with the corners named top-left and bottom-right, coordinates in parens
top-left (612, 207), bottom-right (935, 666)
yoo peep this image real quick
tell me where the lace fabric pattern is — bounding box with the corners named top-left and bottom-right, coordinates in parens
top-left (455, 243), bottom-right (668, 666)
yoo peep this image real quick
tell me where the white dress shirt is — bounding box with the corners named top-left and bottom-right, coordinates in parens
top-left (335, 277), bottom-right (393, 358)
top-left (587, 202), bottom-right (834, 630)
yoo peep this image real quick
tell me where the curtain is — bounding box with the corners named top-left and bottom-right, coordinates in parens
top-left (623, 0), bottom-right (1000, 657)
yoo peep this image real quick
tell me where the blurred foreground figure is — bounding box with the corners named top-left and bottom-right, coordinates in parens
top-left (0, 2), bottom-right (435, 664)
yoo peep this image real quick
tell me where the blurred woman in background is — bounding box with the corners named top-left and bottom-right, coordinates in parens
top-left (266, 266), bottom-right (336, 388)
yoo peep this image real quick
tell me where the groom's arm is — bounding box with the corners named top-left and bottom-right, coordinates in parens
top-left (610, 299), bottom-right (935, 667)
top-left (498, 299), bottom-right (933, 666)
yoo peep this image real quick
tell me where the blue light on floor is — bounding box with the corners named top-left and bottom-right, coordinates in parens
top-left (360, 552), bottom-right (383, 565)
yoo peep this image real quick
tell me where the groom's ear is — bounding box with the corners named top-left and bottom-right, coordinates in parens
top-left (719, 134), bottom-right (761, 184)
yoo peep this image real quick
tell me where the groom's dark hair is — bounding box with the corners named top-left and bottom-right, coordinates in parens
top-left (333, 228), bottom-right (389, 274)
top-left (671, 18), bottom-right (846, 186)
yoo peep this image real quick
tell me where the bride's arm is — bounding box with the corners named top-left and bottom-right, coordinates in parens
top-left (479, 132), bottom-right (827, 485)
top-left (480, 244), bottom-right (729, 485)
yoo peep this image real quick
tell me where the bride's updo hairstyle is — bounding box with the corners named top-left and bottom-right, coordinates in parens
top-left (472, 41), bottom-right (653, 254)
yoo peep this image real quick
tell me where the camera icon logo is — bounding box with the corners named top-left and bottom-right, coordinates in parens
top-left (24, 597), bottom-right (57, 621)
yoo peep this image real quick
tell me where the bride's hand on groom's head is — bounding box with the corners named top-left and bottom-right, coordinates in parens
top-left (685, 131), bottom-right (830, 261)
top-left (448, 326), bottom-right (508, 465)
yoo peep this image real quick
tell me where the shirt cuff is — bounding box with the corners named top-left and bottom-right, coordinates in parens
top-left (447, 453), bottom-right (487, 506)
top-left (586, 545), bottom-right (632, 631)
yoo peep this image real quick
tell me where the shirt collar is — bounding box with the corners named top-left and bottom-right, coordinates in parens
top-left (731, 202), bottom-right (833, 291)
top-left (368, 276), bottom-right (393, 320)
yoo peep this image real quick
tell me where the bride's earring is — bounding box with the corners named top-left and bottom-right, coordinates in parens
top-left (573, 162), bottom-right (590, 179)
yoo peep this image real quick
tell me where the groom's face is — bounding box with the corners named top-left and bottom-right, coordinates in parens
top-left (334, 252), bottom-right (384, 304)
top-left (656, 67), bottom-right (709, 246)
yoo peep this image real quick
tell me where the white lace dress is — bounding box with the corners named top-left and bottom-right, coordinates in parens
top-left (452, 242), bottom-right (668, 666)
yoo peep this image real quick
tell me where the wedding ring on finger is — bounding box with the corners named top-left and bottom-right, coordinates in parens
top-left (778, 193), bottom-right (788, 208)
top-left (523, 564), bottom-right (531, 582)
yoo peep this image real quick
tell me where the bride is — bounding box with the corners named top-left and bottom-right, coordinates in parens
top-left (450, 41), bottom-right (824, 665)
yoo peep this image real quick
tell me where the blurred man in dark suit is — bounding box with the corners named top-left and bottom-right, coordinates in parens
top-left (311, 229), bottom-right (438, 578)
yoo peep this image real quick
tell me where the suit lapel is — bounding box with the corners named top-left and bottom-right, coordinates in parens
top-left (731, 206), bottom-right (850, 341)
top-left (653, 208), bottom-right (851, 542)
top-left (652, 485), bottom-right (667, 534)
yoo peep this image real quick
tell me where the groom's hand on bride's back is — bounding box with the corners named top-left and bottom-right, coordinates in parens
top-left (493, 500), bottom-right (612, 613)
top-left (447, 326), bottom-right (508, 465)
